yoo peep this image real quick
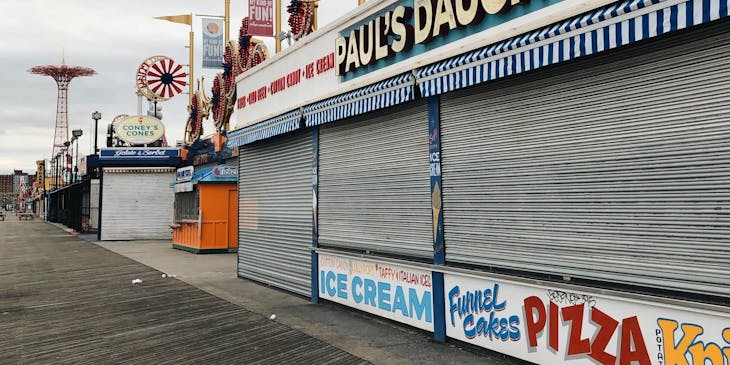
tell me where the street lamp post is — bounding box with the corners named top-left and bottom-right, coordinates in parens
top-left (56, 154), bottom-right (61, 188)
top-left (69, 141), bottom-right (75, 184)
top-left (63, 141), bottom-right (71, 185)
top-left (91, 111), bottom-right (101, 155)
top-left (53, 155), bottom-right (59, 190)
top-left (57, 152), bottom-right (62, 189)
top-left (72, 129), bottom-right (83, 183)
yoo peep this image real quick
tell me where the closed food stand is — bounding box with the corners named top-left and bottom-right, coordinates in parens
top-left (228, 1), bottom-right (730, 362)
top-left (439, 22), bottom-right (730, 297)
top-left (100, 167), bottom-right (175, 241)
top-left (319, 100), bottom-right (433, 259)
top-left (87, 179), bottom-right (99, 231)
top-left (172, 165), bottom-right (238, 253)
top-left (237, 131), bottom-right (312, 296)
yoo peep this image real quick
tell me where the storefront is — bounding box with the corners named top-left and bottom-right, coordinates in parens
top-left (97, 148), bottom-right (180, 241)
top-left (229, 0), bottom-right (730, 363)
top-left (172, 165), bottom-right (238, 253)
top-left (87, 179), bottom-right (99, 232)
top-left (237, 131), bottom-right (313, 297)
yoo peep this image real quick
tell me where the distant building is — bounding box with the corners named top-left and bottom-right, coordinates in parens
top-left (0, 175), bottom-right (12, 205)
top-left (0, 170), bottom-right (35, 206)
top-left (13, 170), bottom-right (28, 195)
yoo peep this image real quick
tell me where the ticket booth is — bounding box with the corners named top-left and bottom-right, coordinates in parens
top-left (172, 165), bottom-right (238, 253)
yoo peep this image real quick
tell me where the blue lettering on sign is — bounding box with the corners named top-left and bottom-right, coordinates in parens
top-left (378, 282), bottom-right (391, 311)
top-left (409, 287), bottom-right (431, 323)
top-left (448, 283), bottom-right (521, 342)
top-left (364, 278), bottom-right (377, 306)
top-left (321, 270), bottom-right (338, 297)
top-left (100, 149), bottom-right (179, 158)
top-left (351, 276), bottom-right (363, 302)
top-left (392, 286), bottom-right (408, 316)
top-left (337, 273), bottom-right (348, 299)
top-left (320, 270), bottom-right (432, 323)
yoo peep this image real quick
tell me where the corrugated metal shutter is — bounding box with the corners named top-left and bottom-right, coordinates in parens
top-left (319, 100), bottom-right (433, 258)
top-left (237, 131), bottom-right (312, 297)
top-left (440, 23), bottom-right (730, 297)
top-left (89, 179), bottom-right (99, 230)
top-left (100, 169), bottom-right (175, 241)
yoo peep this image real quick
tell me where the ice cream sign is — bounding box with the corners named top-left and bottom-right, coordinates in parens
top-left (115, 116), bottom-right (165, 145)
top-left (319, 253), bottom-right (434, 331)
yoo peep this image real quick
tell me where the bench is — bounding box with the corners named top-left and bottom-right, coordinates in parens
top-left (18, 213), bottom-right (34, 220)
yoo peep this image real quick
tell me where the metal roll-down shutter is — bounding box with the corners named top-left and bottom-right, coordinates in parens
top-left (237, 131), bottom-right (312, 297)
top-left (100, 169), bottom-right (175, 241)
top-left (440, 21), bottom-right (730, 298)
top-left (319, 100), bottom-right (433, 259)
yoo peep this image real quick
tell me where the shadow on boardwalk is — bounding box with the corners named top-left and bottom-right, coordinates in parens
top-left (0, 219), bottom-right (369, 365)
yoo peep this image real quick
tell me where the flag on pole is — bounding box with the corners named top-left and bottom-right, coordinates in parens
top-left (202, 18), bottom-right (224, 69)
top-left (154, 14), bottom-right (193, 26)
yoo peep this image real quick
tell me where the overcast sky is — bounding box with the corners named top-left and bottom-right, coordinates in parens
top-left (0, 0), bottom-right (357, 174)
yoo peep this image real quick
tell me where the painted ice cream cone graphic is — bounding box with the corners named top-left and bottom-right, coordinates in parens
top-left (432, 183), bottom-right (442, 240)
top-left (313, 190), bottom-right (318, 231)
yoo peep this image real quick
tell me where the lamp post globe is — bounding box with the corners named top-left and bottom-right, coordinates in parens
top-left (91, 111), bottom-right (101, 155)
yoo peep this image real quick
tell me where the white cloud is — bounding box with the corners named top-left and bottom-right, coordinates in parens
top-left (0, 0), bottom-right (358, 174)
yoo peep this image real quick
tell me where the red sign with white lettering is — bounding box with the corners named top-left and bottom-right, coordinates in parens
top-left (248, 0), bottom-right (273, 37)
top-left (237, 52), bottom-right (335, 111)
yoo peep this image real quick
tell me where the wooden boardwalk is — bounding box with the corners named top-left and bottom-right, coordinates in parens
top-left (0, 219), bottom-right (370, 365)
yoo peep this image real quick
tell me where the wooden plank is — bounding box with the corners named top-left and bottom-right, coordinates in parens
top-left (0, 219), bottom-right (370, 365)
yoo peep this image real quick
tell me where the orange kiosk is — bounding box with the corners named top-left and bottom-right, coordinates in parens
top-left (172, 165), bottom-right (238, 253)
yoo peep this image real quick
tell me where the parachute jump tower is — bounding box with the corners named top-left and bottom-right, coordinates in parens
top-left (29, 59), bottom-right (96, 161)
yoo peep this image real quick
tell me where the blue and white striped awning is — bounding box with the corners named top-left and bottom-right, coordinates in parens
top-left (304, 72), bottom-right (415, 127)
top-left (417, 0), bottom-right (729, 97)
top-left (227, 110), bottom-right (302, 147)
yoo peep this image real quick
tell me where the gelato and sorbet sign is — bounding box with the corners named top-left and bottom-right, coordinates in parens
top-left (99, 148), bottom-right (179, 158)
top-left (115, 116), bottom-right (165, 145)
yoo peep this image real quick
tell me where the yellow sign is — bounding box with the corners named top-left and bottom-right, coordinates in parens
top-left (36, 160), bottom-right (45, 189)
top-left (115, 116), bottom-right (166, 145)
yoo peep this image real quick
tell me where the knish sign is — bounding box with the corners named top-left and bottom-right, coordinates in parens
top-left (336, 0), bottom-right (528, 76)
top-left (115, 116), bottom-right (165, 145)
